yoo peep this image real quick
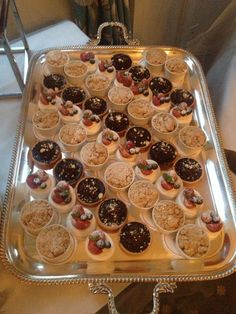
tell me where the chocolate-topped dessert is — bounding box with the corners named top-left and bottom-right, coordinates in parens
top-left (83, 96), bottom-right (108, 117)
top-left (170, 89), bottom-right (194, 106)
top-left (104, 111), bottom-right (129, 137)
top-left (111, 53), bottom-right (132, 71)
top-left (150, 141), bottom-right (177, 170)
top-left (120, 222), bottom-right (151, 254)
top-left (126, 127), bottom-right (151, 152)
top-left (97, 198), bottom-right (128, 232)
top-left (43, 74), bottom-right (66, 92)
top-left (53, 158), bottom-right (83, 187)
top-left (62, 86), bottom-right (86, 106)
top-left (174, 158), bottom-right (203, 183)
top-left (149, 77), bottom-right (172, 95)
top-left (76, 177), bottom-right (105, 206)
top-left (128, 65), bottom-right (150, 82)
top-left (32, 140), bottom-right (62, 170)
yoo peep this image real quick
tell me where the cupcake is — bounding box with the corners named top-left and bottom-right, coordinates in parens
top-left (80, 142), bottom-right (109, 170)
top-left (66, 204), bottom-right (96, 239)
top-left (83, 96), bottom-right (108, 118)
top-left (58, 101), bottom-right (82, 124)
top-left (119, 222), bottom-right (151, 255)
top-left (165, 58), bottom-right (188, 87)
top-left (111, 53), bottom-right (132, 71)
top-left (96, 129), bottom-right (120, 154)
top-left (108, 85), bottom-right (134, 112)
top-left (80, 109), bottom-right (102, 136)
top-left (127, 99), bottom-right (153, 126)
top-left (104, 111), bottom-right (129, 137)
top-left (177, 126), bottom-right (206, 156)
top-left (48, 180), bottom-right (76, 213)
top-left (125, 126), bottom-right (152, 153)
top-left (45, 50), bottom-right (69, 74)
top-left (80, 51), bottom-right (97, 73)
top-left (36, 224), bottom-right (75, 264)
top-left (61, 86), bottom-right (86, 108)
top-left (53, 158), bottom-right (84, 187)
top-left (98, 59), bottom-right (116, 80)
top-left (97, 198), bottom-right (128, 232)
top-left (144, 48), bottom-right (167, 75)
top-left (176, 224), bottom-right (209, 259)
top-left (151, 112), bottom-right (178, 141)
top-left (76, 177), bottom-right (106, 207)
top-left (58, 123), bottom-right (87, 152)
top-left (64, 60), bottom-right (88, 86)
top-left (85, 230), bottom-right (114, 261)
top-left (116, 140), bottom-right (141, 165)
top-left (32, 110), bottom-right (60, 138)
top-left (149, 140), bottom-right (178, 170)
top-left (85, 73), bottom-right (111, 98)
top-left (152, 200), bottom-right (185, 234)
top-left (198, 210), bottom-right (224, 240)
top-left (26, 170), bottom-right (55, 199)
top-left (155, 170), bottom-right (183, 200)
top-left (31, 140), bottom-right (62, 170)
top-left (135, 159), bottom-right (160, 183)
top-left (20, 199), bottom-right (57, 236)
top-left (176, 188), bottom-right (203, 219)
top-left (174, 157), bottom-right (203, 185)
top-left (149, 77), bottom-right (172, 96)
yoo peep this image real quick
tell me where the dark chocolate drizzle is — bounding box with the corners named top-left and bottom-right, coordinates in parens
top-left (62, 87), bottom-right (86, 104)
top-left (43, 74), bottom-right (66, 90)
top-left (170, 89), bottom-right (194, 106)
top-left (84, 97), bottom-right (107, 116)
top-left (105, 111), bottom-right (129, 132)
top-left (149, 77), bottom-right (172, 95)
top-left (128, 65), bottom-right (150, 82)
top-left (150, 141), bottom-right (177, 165)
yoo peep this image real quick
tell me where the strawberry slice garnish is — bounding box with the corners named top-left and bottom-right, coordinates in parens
top-left (98, 61), bottom-right (106, 72)
top-left (141, 169), bottom-right (152, 175)
top-left (40, 94), bottom-right (49, 105)
top-left (184, 198), bottom-right (195, 209)
top-left (122, 76), bottom-right (132, 87)
top-left (83, 118), bottom-right (93, 126)
top-left (102, 137), bottom-right (111, 146)
top-left (131, 85), bottom-right (139, 95)
top-left (207, 222), bottom-right (223, 233)
top-left (152, 95), bottom-right (161, 107)
top-left (116, 71), bottom-right (123, 83)
top-left (119, 145), bottom-right (131, 158)
top-left (72, 218), bottom-right (90, 230)
top-left (80, 52), bottom-right (88, 62)
top-left (88, 239), bottom-right (102, 255)
top-left (26, 174), bottom-right (38, 189)
top-left (59, 107), bottom-right (69, 116)
top-left (161, 180), bottom-right (173, 190)
top-left (172, 108), bottom-right (181, 118)
top-left (51, 191), bottom-right (64, 204)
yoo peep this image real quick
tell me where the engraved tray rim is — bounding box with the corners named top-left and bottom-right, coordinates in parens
top-left (1, 45), bottom-right (236, 285)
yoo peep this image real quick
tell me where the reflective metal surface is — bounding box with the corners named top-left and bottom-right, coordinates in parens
top-left (1, 46), bottom-right (236, 285)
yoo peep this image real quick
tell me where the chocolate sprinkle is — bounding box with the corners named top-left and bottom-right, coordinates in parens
top-left (120, 222), bottom-right (151, 253)
top-left (77, 177), bottom-right (105, 204)
top-left (105, 111), bottom-right (129, 133)
top-left (150, 141), bottom-right (177, 166)
top-left (98, 198), bottom-right (127, 227)
top-left (174, 158), bottom-right (202, 182)
top-left (43, 74), bottom-right (66, 90)
top-left (128, 65), bottom-right (150, 82)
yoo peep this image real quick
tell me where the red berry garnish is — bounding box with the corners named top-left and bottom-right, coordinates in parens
top-left (172, 108), bottom-right (181, 118)
top-left (88, 239), bottom-right (102, 255)
top-left (72, 218), bottom-right (90, 230)
top-left (207, 222), bottom-right (223, 233)
top-left (102, 137), bottom-right (111, 146)
top-left (141, 169), bottom-right (152, 175)
top-left (51, 191), bottom-right (64, 204)
top-left (119, 145), bottom-right (131, 158)
top-left (40, 94), bottom-right (49, 105)
top-left (26, 174), bottom-right (38, 189)
top-left (126, 140), bottom-right (134, 150)
top-left (83, 118), bottom-right (93, 126)
top-left (152, 95), bottom-right (161, 107)
top-left (116, 71), bottom-right (123, 83)
top-left (98, 61), bottom-right (106, 72)
top-left (161, 180), bottom-right (173, 190)
top-left (87, 52), bottom-right (95, 60)
top-left (80, 52), bottom-right (88, 62)
top-left (184, 198), bottom-right (195, 209)
top-left (122, 76), bottom-right (132, 87)
top-left (131, 85), bottom-right (139, 95)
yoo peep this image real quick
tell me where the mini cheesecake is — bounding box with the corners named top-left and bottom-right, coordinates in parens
top-left (61, 86), bottom-right (86, 108)
top-left (76, 177), bottom-right (106, 207)
top-left (116, 140), bottom-right (140, 165)
top-left (135, 159), bottom-right (160, 183)
top-left (85, 230), bottom-right (114, 261)
top-left (125, 126), bottom-right (151, 152)
top-left (119, 222), bottom-right (151, 255)
top-left (53, 158), bottom-right (83, 187)
top-left (198, 210), bottom-right (224, 240)
top-left (104, 111), bottom-right (129, 137)
top-left (176, 188), bottom-right (203, 219)
top-left (80, 51), bottom-right (97, 73)
top-left (174, 158), bottom-right (203, 185)
top-left (80, 109), bottom-right (102, 136)
top-left (49, 181), bottom-right (76, 213)
top-left (111, 53), bottom-right (132, 71)
top-left (155, 170), bottom-right (183, 200)
top-left (83, 96), bottom-right (108, 118)
top-left (66, 204), bottom-right (96, 239)
top-left (98, 59), bottom-right (116, 80)
top-left (31, 140), bottom-right (62, 170)
top-left (97, 198), bottom-right (128, 232)
top-left (58, 101), bottom-right (82, 124)
top-left (96, 129), bottom-right (120, 154)
top-left (26, 170), bottom-right (55, 199)
top-left (149, 140), bottom-right (178, 170)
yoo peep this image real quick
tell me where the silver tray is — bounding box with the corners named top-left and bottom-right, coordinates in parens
top-left (1, 44), bottom-right (236, 293)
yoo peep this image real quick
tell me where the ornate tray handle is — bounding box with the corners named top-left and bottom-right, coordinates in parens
top-left (88, 282), bottom-right (177, 314)
top-left (88, 22), bottom-right (140, 46)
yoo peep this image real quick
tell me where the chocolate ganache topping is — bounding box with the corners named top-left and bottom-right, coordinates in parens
top-left (170, 89), bottom-right (194, 106)
top-left (120, 222), bottom-right (151, 253)
top-left (128, 65), bottom-right (150, 82)
top-left (98, 198), bottom-right (127, 227)
top-left (84, 97), bottom-right (107, 116)
top-left (43, 74), bottom-right (66, 90)
top-left (126, 127), bottom-right (151, 148)
top-left (149, 77), bottom-right (172, 95)
top-left (32, 140), bottom-right (61, 164)
top-left (105, 111), bottom-right (129, 133)
top-left (77, 177), bottom-right (105, 204)
top-left (150, 141), bottom-right (177, 165)
top-left (174, 158), bottom-right (202, 182)
top-left (111, 53), bottom-right (132, 71)
top-left (62, 86), bottom-right (86, 104)
top-left (53, 158), bottom-right (83, 186)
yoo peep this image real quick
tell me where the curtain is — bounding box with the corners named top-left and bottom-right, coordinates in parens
top-left (71, 0), bottom-right (132, 45)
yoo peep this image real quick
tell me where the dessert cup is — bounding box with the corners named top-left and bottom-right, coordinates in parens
top-left (85, 73), bottom-right (111, 98)
top-left (143, 48), bottom-right (167, 75)
top-left (125, 126), bottom-right (152, 153)
top-left (197, 210), bottom-right (224, 241)
top-left (26, 170), bottom-right (55, 199)
top-left (64, 60), bottom-right (88, 86)
top-left (127, 99), bottom-right (153, 126)
top-left (149, 140), bottom-right (178, 170)
top-left (151, 112), bottom-right (179, 141)
top-left (83, 96), bottom-right (108, 118)
top-left (96, 129), bottom-right (120, 154)
top-left (165, 57), bottom-right (188, 87)
top-left (58, 123), bottom-right (87, 152)
top-left (155, 170), bottom-right (183, 200)
top-left (174, 157), bottom-right (204, 186)
top-left (104, 111), bottom-right (129, 137)
top-left (61, 86), bottom-right (87, 108)
top-left (32, 110), bottom-right (60, 138)
top-left (45, 50), bottom-right (69, 74)
top-left (53, 158), bottom-right (84, 187)
top-left (80, 110), bottom-right (102, 137)
top-left (108, 85), bottom-right (134, 112)
top-left (58, 103), bottom-right (82, 124)
top-left (177, 126), bottom-right (206, 156)
top-left (176, 188), bottom-right (204, 219)
top-left (80, 142), bottom-right (109, 170)
top-left (134, 159), bottom-right (160, 183)
top-left (111, 53), bottom-right (132, 71)
top-left (79, 51), bottom-right (97, 73)
top-left (76, 177), bottom-right (106, 207)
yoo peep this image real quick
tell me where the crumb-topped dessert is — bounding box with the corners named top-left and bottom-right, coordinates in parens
top-left (174, 158), bottom-right (203, 184)
top-left (108, 85), bottom-right (134, 111)
top-left (128, 180), bottom-right (159, 210)
top-left (176, 188), bottom-right (203, 219)
top-left (36, 224), bottom-right (74, 264)
top-left (120, 222), bottom-right (151, 254)
top-left (67, 204), bottom-right (96, 239)
top-left (49, 180), bottom-right (76, 213)
top-left (20, 199), bottom-right (55, 236)
top-left (64, 60), bottom-right (88, 85)
top-left (155, 170), bottom-right (183, 200)
top-left (59, 123), bottom-right (87, 152)
top-left (152, 200), bottom-right (185, 234)
top-left (104, 161), bottom-right (134, 191)
top-left (97, 129), bottom-right (120, 154)
top-left (61, 86), bottom-right (86, 108)
top-left (85, 230), bottom-right (114, 261)
top-left (59, 100), bottom-right (82, 124)
top-left (198, 210), bottom-right (223, 240)
top-left (126, 126), bottom-right (152, 152)
top-left (135, 159), bottom-right (160, 183)
top-left (149, 77), bottom-right (172, 95)
top-left (104, 111), bottom-right (129, 137)
top-left (97, 198), bottom-right (128, 232)
top-left (53, 158), bottom-right (83, 187)
top-left (32, 110), bottom-right (60, 137)
top-left (176, 224), bottom-right (209, 259)
top-left (165, 58), bottom-right (188, 87)
top-left (151, 112), bottom-right (178, 140)
top-left (149, 141), bottom-right (177, 170)
top-left (144, 49), bottom-right (167, 74)
top-left (80, 109), bottom-right (102, 136)
top-left (111, 53), bottom-right (132, 71)
top-left (26, 169), bottom-right (54, 199)
top-left (83, 96), bottom-right (108, 118)
top-left (45, 50), bottom-right (69, 74)
top-left (32, 140), bottom-right (62, 170)
top-left (76, 177), bottom-right (106, 206)
top-left (85, 73), bottom-right (110, 97)
top-left (80, 142), bottom-right (108, 169)
top-left (127, 99), bottom-right (153, 126)
top-left (178, 126), bottom-right (206, 155)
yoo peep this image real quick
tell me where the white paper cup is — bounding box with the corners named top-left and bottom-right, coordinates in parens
top-left (45, 50), bottom-right (69, 75)
top-left (144, 48), bottom-right (167, 75)
top-left (165, 58), bottom-right (188, 87)
top-left (64, 61), bottom-right (88, 86)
